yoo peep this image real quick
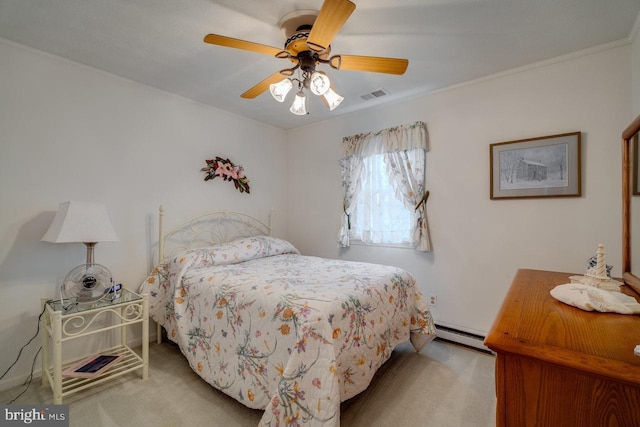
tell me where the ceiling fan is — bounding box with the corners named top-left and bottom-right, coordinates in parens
top-left (203, 0), bottom-right (408, 114)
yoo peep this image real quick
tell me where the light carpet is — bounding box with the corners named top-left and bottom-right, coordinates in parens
top-left (2, 339), bottom-right (496, 427)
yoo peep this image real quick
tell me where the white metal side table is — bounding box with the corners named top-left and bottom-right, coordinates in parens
top-left (41, 288), bottom-right (149, 403)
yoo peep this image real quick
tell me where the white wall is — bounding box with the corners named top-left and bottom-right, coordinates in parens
top-left (0, 39), bottom-right (287, 389)
top-left (285, 44), bottom-right (632, 336)
top-left (633, 22), bottom-right (640, 114)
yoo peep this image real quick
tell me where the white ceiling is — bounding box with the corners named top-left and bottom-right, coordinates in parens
top-left (1, 0), bottom-right (639, 130)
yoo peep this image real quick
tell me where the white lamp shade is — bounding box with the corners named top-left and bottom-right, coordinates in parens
top-left (41, 201), bottom-right (119, 243)
top-left (269, 78), bottom-right (293, 102)
top-left (289, 91), bottom-right (308, 115)
top-left (322, 87), bottom-right (344, 111)
top-left (309, 71), bottom-right (331, 96)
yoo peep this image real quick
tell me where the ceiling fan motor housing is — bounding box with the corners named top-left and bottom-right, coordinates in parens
top-left (281, 10), bottom-right (331, 61)
top-left (284, 30), bottom-right (330, 61)
top-left (298, 51), bottom-right (318, 72)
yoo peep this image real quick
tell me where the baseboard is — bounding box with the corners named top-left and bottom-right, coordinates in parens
top-left (435, 324), bottom-right (494, 354)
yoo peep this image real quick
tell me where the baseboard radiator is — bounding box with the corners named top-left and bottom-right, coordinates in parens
top-left (435, 324), bottom-right (493, 354)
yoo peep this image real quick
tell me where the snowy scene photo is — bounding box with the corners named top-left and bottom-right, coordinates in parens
top-left (499, 143), bottom-right (568, 190)
top-left (490, 132), bottom-right (581, 199)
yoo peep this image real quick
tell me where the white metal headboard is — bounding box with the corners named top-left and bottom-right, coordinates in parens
top-left (157, 205), bottom-right (272, 263)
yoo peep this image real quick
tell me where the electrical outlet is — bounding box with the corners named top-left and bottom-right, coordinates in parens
top-left (429, 295), bottom-right (437, 306)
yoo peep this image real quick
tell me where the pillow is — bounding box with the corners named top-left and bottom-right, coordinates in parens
top-left (165, 235), bottom-right (299, 269)
top-left (139, 236), bottom-right (299, 294)
top-left (550, 283), bottom-right (640, 314)
top-left (198, 235), bottom-right (299, 265)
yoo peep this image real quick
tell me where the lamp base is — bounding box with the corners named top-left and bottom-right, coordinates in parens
top-left (84, 242), bottom-right (97, 264)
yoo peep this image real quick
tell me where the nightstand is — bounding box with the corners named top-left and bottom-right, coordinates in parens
top-left (41, 288), bottom-right (149, 404)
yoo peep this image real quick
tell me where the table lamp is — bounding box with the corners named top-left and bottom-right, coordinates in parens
top-left (41, 201), bottom-right (119, 264)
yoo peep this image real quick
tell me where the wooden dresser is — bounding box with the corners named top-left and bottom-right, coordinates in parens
top-left (485, 269), bottom-right (640, 427)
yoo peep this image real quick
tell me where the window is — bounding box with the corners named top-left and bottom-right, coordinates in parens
top-left (339, 121), bottom-right (432, 251)
top-left (350, 153), bottom-right (413, 246)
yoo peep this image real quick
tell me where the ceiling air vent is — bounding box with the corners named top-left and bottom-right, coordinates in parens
top-left (360, 88), bottom-right (390, 101)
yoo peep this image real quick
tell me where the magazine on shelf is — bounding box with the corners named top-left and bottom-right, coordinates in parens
top-left (62, 354), bottom-right (122, 378)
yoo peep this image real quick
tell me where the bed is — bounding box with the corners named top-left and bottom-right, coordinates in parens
top-left (139, 206), bottom-right (436, 427)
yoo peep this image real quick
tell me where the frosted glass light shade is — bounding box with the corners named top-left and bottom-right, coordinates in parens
top-left (322, 87), bottom-right (344, 110)
top-left (289, 91), bottom-right (308, 115)
top-left (309, 71), bottom-right (331, 96)
top-left (269, 78), bottom-right (293, 102)
top-left (42, 201), bottom-right (119, 243)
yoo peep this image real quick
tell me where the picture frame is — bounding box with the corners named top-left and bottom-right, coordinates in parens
top-left (490, 132), bottom-right (581, 200)
top-left (633, 134), bottom-right (639, 196)
top-left (62, 353), bottom-right (122, 378)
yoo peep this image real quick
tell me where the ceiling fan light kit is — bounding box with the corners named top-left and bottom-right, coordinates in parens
top-left (290, 90), bottom-right (308, 115)
top-left (270, 78), bottom-right (293, 102)
top-left (203, 0), bottom-right (408, 116)
top-left (322, 87), bottom-right (344, 110)
top-left (309, 71), bottom-right (331, 96)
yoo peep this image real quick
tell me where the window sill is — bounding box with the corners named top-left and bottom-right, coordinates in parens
top-left (348, 240), bottom-right (413, 249)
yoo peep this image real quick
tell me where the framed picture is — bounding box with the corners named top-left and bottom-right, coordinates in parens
top-left (633, 134), bottom-right (640, 195)
top-left (62, 353), bottom-right (122, 378)
top-left (490, 132), bottom-right (581, 200)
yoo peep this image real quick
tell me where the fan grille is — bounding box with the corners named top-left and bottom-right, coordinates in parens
top-left (61, 263), bottom-right (114, 305)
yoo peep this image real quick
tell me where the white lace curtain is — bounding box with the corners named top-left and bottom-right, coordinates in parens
top-left (339, 121), bottom-right (432, 251)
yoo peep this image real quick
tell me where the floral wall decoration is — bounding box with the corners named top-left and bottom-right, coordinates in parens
top-left (201, 156), bottom-right (250, 194)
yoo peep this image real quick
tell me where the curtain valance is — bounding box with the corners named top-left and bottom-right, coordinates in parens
top-left (341, 121), bottom-right (429, 159)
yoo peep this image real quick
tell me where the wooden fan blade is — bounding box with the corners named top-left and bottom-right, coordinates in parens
top-left (329, 55), bottom-right (409, 75)
top-left (241, 72), bottom-right (287, 99)
top-left (307, 0), bottom-right (355, 53)
top-left (203, 34), bottom-right (283, 57)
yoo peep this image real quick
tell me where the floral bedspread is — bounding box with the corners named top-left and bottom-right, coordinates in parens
top-left (139, 236), bottom-right (436, 427)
